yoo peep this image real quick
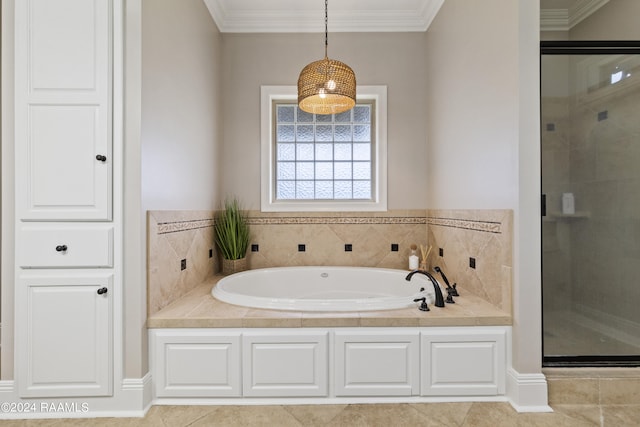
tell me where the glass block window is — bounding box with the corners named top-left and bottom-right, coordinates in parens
top-left (274, 103), bottom-right (374, 201)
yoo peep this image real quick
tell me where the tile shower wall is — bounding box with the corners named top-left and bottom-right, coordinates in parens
top-left (147, 211), bottom-right (217, 316)
top-left (426, 210), bottom-right (513, 313)
top-left (543, 75), bottom-right (640, 342)
top-left (568, 85), bottom-right (640, 337)
top-left (147, 209), bottom-right (513, 315)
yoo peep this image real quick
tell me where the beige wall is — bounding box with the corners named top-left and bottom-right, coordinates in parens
top-left (141, 0), bottom-right (223, 211)
top-left (570, 0), bottom-right (640, 39)
top-left (1, 0), bottom-right (16, 380)
top-left (425, 0), bottom-right (519, 209)
top-left (220, 32), bottom-right (429, 210)
top-left (425, 0), bottom-right (543, 380)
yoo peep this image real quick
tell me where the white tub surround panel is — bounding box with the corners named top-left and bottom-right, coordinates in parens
top-left (421, 328), bottom-right (507, 396)
top-left (151, 330), bottom-right (241, 398)
top-left (242, 331), bottom-right (329, 397)
top-left (150, 327), bottom-right (509, 402)
top-left (335, 330), bottom-right (420, 397)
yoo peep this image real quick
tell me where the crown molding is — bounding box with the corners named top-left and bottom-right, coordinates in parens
top-left (203, 0), bottom-right (444, 33)
top-left (540, 0), bottom-right (609, 32)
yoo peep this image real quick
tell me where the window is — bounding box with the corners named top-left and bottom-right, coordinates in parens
top-left (261, 86), bottom-right (387, 212)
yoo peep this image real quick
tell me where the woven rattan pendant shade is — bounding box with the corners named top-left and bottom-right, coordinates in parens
top-left (297, 0), bottom-right (356, 115)
top-left (298, 58), bottom-right (356, 115)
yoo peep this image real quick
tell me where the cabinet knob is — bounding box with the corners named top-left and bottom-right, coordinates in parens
top-left (55, 245), bottom-right (68, 252)
top-left (96, 154), bottom-right (107, 162)
top-left (97, 287), bottom-right (108, 295)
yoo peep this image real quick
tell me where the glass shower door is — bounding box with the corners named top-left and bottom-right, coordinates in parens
top-left (541, 44), bottom-right (640, 365)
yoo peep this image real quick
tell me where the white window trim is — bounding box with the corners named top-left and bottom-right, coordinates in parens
top-left (260, 85), bottom-right (387, 212)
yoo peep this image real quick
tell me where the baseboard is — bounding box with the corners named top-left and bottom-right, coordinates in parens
top-left (0, 380), bottom-right (15, 393)
top-left (506, 368), bottom-right (552, 412)
top-left (121, 372), bottom-right (154, 414)
top-left (0, 376), bottom-right (151, 419)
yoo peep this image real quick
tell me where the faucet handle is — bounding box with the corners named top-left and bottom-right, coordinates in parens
top-left (413, 297), bottom-right (430, 311)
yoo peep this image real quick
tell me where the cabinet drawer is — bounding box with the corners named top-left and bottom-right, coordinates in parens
top-left (18, 224), bottom-right (113, 268)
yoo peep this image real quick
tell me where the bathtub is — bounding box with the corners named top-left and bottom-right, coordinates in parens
top-left (211, 266), bottom-right (436, 311)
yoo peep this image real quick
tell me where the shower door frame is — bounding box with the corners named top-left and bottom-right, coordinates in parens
top-left (540, 40), bottom-right (640, 367)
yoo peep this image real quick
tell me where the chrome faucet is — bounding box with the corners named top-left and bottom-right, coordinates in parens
top-left (405, 270), bottom-right (445, 308)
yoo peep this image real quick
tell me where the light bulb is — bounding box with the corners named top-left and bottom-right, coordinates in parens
top-left (319, 88), bottom-right (327, 99)
top-left (326, 79), bottom-right (336, 90)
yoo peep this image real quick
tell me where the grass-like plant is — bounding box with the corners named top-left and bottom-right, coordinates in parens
top-left (214, 198), bottom-right (250, 260)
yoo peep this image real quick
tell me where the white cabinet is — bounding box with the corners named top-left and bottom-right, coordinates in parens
top-left (242, 331), bottom-right (328, 397)
top-left (15, 0), bottom-right (112, 221)
top-left (335, 330), bottom-right (419, 396)
top-left (421, 328), bottom-right (507, 396)
top-left (14, 0), bottom-right (119, 400)
top-left (151, 330), bottom-right (241, 398)
top-left (18, 224), bottom-right (114, 268)
top-left (17, 273), bottom-right (113, 398)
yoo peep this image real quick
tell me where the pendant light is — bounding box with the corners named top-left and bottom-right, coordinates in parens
top-left (297, 0), bottom-right (356, 115)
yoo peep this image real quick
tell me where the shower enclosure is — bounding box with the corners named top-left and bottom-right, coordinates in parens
top-left (541, 42), bottom-right (640, 366)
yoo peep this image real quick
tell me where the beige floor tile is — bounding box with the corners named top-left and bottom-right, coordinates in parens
top-left (513, 404), bottom-right (602, 427)
top-left (146, 405), bottom-right (218, 427)
top-left (328, 403), bottom-right (432, 427)
top-left (460, 402), bottom-right (522, 427)
top-left (189, 405), bottom-right (302, 427)
top-left (410, 402), bottom-right (473, 426)
top-left (282, 404), bottom-right (348, 426)
top-left (23, 417), bottom-right (142, 427)
top-left (602, 405), bottom-right (640, 427)
top-left (600, 378), bottom-right (640, 404)
top-left (547, 378), bottom-right (600, 405)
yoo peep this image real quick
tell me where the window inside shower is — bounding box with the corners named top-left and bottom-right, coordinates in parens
top-left (541, 42), bottom-right (640, 366)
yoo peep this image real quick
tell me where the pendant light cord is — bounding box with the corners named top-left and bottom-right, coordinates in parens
top-left (324, 0), bottom-right (328, 58)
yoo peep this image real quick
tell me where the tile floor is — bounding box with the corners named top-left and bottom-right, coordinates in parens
top-left (1, 373), bottom-right (640, 426)
top-left (0, 401), bottom-right (638, 426)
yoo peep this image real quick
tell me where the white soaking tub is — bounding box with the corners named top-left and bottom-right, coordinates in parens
top-left (211, 266), bottom-right (436, 311)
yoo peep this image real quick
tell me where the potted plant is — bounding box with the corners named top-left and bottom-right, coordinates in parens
top-left (214, 198), bottom-right (250, 275)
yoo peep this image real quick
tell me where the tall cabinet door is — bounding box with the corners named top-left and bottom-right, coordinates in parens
top-left (14, 0), bottom-right (117, 399)
top-left (15, 0), bottom-right (112, 221)
top-left (17, 274), bottom-right (113, 397)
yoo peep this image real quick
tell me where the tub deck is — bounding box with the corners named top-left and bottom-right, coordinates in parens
top-left (148, 275), bottom-right (511, 328)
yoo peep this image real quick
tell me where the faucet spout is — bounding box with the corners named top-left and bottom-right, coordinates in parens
top-left (405, 270), bottom-right (445, 308)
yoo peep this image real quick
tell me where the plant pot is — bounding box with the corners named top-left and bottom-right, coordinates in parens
top-left (222, 257), bottom-right (248, 275)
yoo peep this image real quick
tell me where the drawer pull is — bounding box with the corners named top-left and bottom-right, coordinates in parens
top-left (55, 245), bottom-right (68, 252)
top-left (97, 287), bottom-right (108, 295)
top-left (96, 154), bottom-right (107, 162)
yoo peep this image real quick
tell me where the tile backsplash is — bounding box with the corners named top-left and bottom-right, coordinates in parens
top-left (426, 209), bottom-right (513, 313)
top-left (147, 211), bottom-right (217, 316)
top-left (244, 210), bottom-right (428, 270)
top-left (147, 209), bottom-right (513, 316)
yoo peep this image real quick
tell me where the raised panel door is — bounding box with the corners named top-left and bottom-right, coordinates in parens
top-left (17, 273), bottom-right (113, 397)
top-left (15, 0), bottom-right (112, 220)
